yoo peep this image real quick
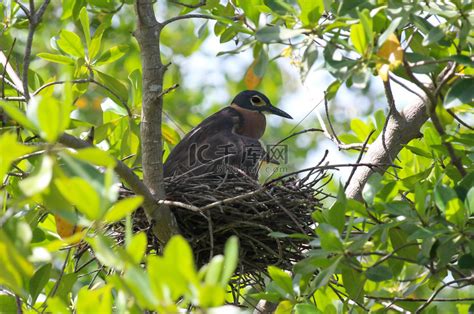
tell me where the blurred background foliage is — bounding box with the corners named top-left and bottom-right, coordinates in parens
top-left (0, 0), bottom-right (473, 313)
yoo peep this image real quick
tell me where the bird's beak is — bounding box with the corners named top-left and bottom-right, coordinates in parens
top-left (265, 105), bottom-right (293, 119)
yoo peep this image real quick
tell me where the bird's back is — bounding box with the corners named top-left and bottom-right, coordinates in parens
top-left (163, 107), bottom-right (264, 179)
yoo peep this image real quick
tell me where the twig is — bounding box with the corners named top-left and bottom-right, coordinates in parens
top-left (447, 109), bottom-right (473, 130)
top-left (344, 130), bottom-right (375, 191)
top-left (22, 0), bottom-right (51, 102)
top-left (161, 13), bottom-right (217, 28)
top-left (383, 79), bottom-right (400, 116)
top-left (323, 91), bottom-right (342, 144)
top-left (156, 83), bottom-right (179, 98)
top-left (14, 0), bottom-right (30, 18)
top-left (41, 247), bottom-right (72, 312)
top-left (169, 0), bottom-right (207, 9)
top-left (265, 162), bottom-right (398, 185)
top-left (367, 296), bottom-right (474, 302)
top-left (415, 276), bottom-right (474, 313)
top-left (1, 39), bottom-right (17, 98)
top-left (389, 73), bottom-right (425, 102)
top-left (316, 110), bottom-right (367, 151)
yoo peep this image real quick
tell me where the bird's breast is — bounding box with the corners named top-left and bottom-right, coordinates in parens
top-left (231, 104), bottom-right (267, 139)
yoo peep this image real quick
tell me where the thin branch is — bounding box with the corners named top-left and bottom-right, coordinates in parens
top-left (316, 109), bottom-right (366, 150)
top-left (22, 0), bottom-right (51, 102)
top-left (323, 91), bottom-right (342, 144)
top-left (14, 0), bottom-right (30, 18)
top-left (367, 296), bottom-right (474, 303)
top-left (383, 79), bottom-right (400, 116)
top-left (156, 83), bottom-right (179, 98)
top-left (1, 39), bottom-right (17, 98)
top-left (32, 78), bottom-right (133, 117)
top-left (389, 73), bottom-right (425, 102)
top-left (161, 13), bottom-right (217, 28)
top-left (169, 0), bottom-right (206, 9)
top-left (415, 276), bottom-right (474, 313)
top-left (344, 130), bottom-right (375, 191)
top-left (447, 109), bottom-right (473, 130)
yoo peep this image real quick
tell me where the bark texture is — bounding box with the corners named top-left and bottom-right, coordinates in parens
top-left (345, 97), bottom-right (429, 201)
top-left (134, 0), bottom-right (178, 243)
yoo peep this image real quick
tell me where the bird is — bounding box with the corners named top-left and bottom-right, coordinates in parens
top-left (163, 90), bottom-right (292, 179)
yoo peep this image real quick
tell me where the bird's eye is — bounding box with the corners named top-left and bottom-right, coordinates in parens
top-left (251, 96), bottom-right (264, 106)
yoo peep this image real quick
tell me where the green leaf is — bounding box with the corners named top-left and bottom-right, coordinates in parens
top-left (297, 0), bottom-right (324, 26)
top-left (0, 132), bottom-right (35, 180)
top-left (434, 184), bottom-right (457, 212)
top-left (255, 26), bottom-right (307, 43)
top-left (366, 265), bottom-right (392, 282)
top-left (205, 255), bottom-right (224, 285)
top-left (0, 230), bottom-right (34, 297)
top-left (164, 236), bottom-right (197, 283)
top-left (444, 78), bottom-right (474, 109)
top-left (69, 147), bottom-right (117, 168)
top-left (358, 9), bottom-right (373, 48)
top-left (264, 0), bottom-right (296, 15)
top-left (55, 177), bottom-right (101, 220)
top-left (458, 254), bottom-right (474, 269)
top-left (104, 196), bottom-right (143, 223)
top-left (221, 236), bottom-right (239, 286)
top-left (89, 17), bottom-right (111, 60)
top-left (94, 45), bottom-right (129, 66)
top-left (422, 25), bottom-right (445, 46)
top-left (37, 53), bottom-right (75, 65)
top-left (327, 183), bottom-right (346, 233)
top-left (341, 267), bottom-right (365, 304)
top-left (268, 266), bottom-right (294, 296)
top-left (311, 256), bottom-right (341, 290)
top-left (29, 263), bottom-right (52, 303)
top-left (316, 223), bottom-right (344, 252)
top-left (0, 295), bottom-right (18, 313)
top-left (325, 80), bottom-right (341, 100)
top-left (95, 70), bottom-right (128, 105)
top-left (57, 30), bottom-right (84, 58)
top-left (275, 300), bottom-right (293, 314)
top-left (76, 285), bottom-right (113, 314)
top-left (79, 7), bottom-right (90, 48)
top-left (294, 303), bottom-right (323, 314)
top-left (350, 23), bottom-right (367, 55)
top-left (19, 155), bottom-right (54, 197)
top-left (0, 101), bottom-right (37, 131)
top-left (126, 232), bottom-right (147, 264)
top-left (27, 96), bottom-right (70, 142)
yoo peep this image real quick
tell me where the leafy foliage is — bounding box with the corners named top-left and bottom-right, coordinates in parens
top-left (0, 0), bottom-right (473, 313)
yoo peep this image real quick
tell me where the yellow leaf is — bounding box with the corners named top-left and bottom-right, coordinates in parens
top-left (243, 60), bottom-right (262, 90)
top-left (376, 33), bottom-right (404, 81)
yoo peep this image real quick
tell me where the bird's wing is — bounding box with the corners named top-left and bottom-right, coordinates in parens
top-left (164, 107), bottom-right (241, 177)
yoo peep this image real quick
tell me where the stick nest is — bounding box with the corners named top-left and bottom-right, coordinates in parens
top-left (122, 167), bottom-right (331, 275)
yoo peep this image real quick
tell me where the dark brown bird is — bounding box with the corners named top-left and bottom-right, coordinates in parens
top-left (163, 90), bottom-right (292, 179)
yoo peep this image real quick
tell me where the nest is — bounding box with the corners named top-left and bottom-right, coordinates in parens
top-left (122, 165), bottom-right (332, 276)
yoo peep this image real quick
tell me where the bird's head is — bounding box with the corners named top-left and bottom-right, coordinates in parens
top-left (231, 90), bottom-right (293, 119)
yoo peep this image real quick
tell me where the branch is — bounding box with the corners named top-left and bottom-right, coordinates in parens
top-left (134, 0), bottom-right (179, 243)
top-left (345, 95), bottom-right (429, 201)
top-left (169, 0), bottom-right (206, 9)
top-left (22, 0), bottom-right (51, 102)
top-left (161, 13), bottom-right (216, 28)
top-left (415, 276), bottom-right (474, 313)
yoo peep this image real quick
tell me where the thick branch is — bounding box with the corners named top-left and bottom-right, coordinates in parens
top-left (134, 0), bottom-right (179, 243)
top-left (345, 96), bottom-right (429, 201)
